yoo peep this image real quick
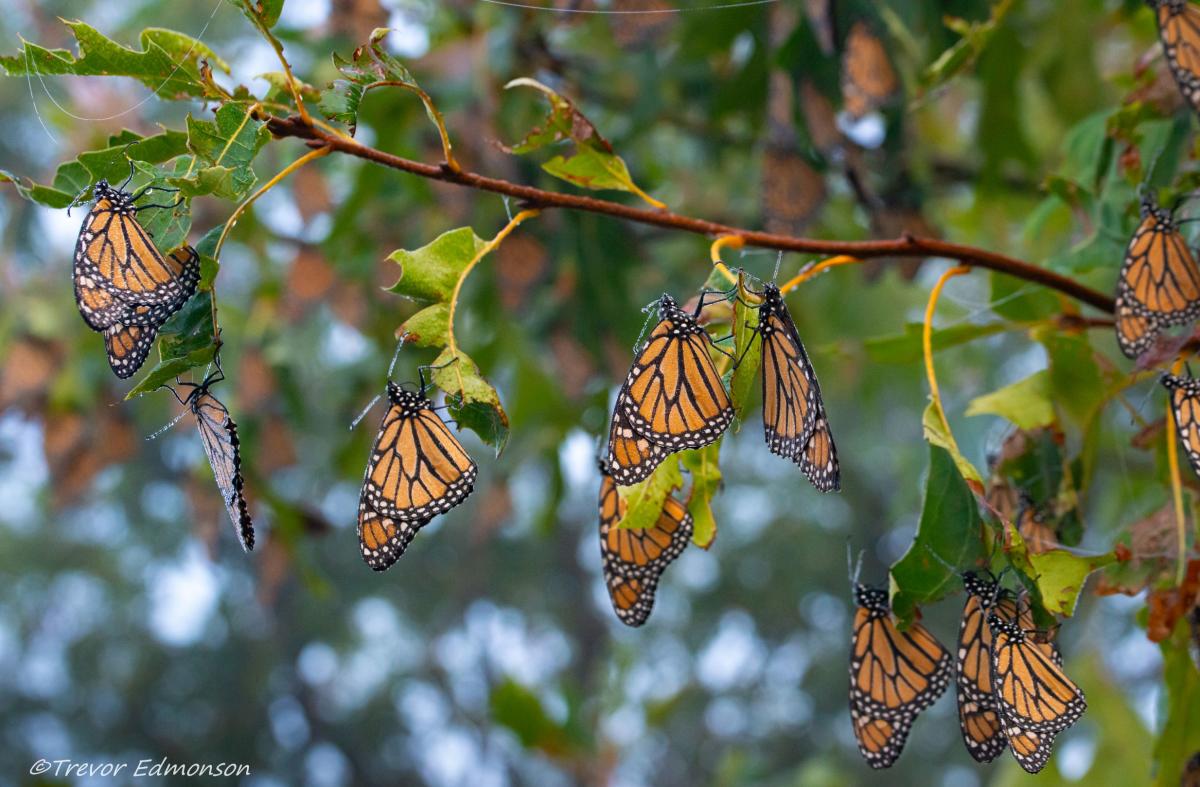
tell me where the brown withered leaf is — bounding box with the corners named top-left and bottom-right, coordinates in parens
top-left (185, 476), bottom-right (223, 557)
top-left (609, 0), bottom-right (675, 49)
top-left (292, 165), bottom-right (332, 221)
top-left (44, 408), bottom-right (137, 507)
top-left (798, 80), bottom-right (841, 155)
top-left (548, 330), bottom-right (594, 401)
top-left (330, 0), bottom-right (389, 42)
top-left (805, 0), bottom-right (834, 54)
top-left (237, 350), bottom-right (277, 414)
top-left (1146, 559), bottom-right (1200, 643)
top-left (330, 280), bottom-right (369, 328)
top-left (494, 232), bottom-right (549, 312)
top-left (0, 337), bottom-right (64, 412)
top-left (288, 247), bottom-right (336, 305)
top-left (471, 482), bottom-right (513, 546)
top-left (762, 145), bottom-right (825, 236)
top-left (842, 22), bottom-right (899, 119)
top-left (256, 415), bottom-right (297, 475)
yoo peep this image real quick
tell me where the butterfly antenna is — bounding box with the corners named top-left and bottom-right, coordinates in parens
top-left (120, 146), bottom-right (137, 191)
top-left (386, 332), bottom-right (410, 382)
top-left (846, 544), bottom-right (864, 588)
top-left (145, 408), bottom-right (190, 441)
top-left (349, 394), bottom-right (382, 431)
top-left (772, 250), bottom-right (783, 282)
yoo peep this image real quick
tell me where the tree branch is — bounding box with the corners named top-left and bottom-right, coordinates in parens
top-left (265, 114), bottom-right (1115, 314)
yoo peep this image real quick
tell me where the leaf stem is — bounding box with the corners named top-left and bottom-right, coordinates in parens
top-left (779, 255), bottom-right (863, 293)
top-left (264, 114), bottom-right (1114, 313)
top-left (709, 235), bottom-right (743, 285)
top-left (445, 209), bottom-right (541, 395)
top-left (1168, 357), bottom-right (1189, 587)
top-left (212, 145), bottom-right (330, 262)
top-left (923, 265), bottom-right (972, 448)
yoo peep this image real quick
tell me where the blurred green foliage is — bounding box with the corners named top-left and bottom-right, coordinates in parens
top-left (0, 0), bottom-right (1197, 784)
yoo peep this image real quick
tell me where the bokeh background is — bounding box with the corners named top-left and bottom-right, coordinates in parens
top-left (0, 0), bottom-right (1191, 785)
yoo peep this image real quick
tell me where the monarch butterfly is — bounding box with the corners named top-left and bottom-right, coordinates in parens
top-left (76, 244), bottom-right (200, 378)
top-left (757, 283), bottom-right (840, 492)
top-left (1114, 195), bottom-right (1200, 358)
top-left (988, 612), bottom-right (1085, 774)
top-left (1017, 503), bottom-right (1057, 555)
top-left (956, 573), bottom-right (1061, 763)
top-left (357, 373), bottom-right (477, 569)
top-left (605, 390), bottom-right (668, 486)
top-left (1163, 372), bottom-right (1200, 477)
top-left (598, 465), bottom-right (692, 626)
top-left (1150, 0), bottom-right (1200, 114)
top-left (842, 21), bottom-right (898, 119)
top-left (849, 582), bottom-right (952, 769)
top-left (617, 293), bottom-right (734, 452)
top-left (166, 362), bottom-right (255, 552)
top-left (74, 178), bottom-right (193, 319)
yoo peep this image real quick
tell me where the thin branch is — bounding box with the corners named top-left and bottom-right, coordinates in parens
top-left (265, 114), bottom-right (1116, 314)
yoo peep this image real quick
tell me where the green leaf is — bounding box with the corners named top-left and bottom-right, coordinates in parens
top-left (1154, 622), bottom-right (1200, 786)
top-left (399, 303), bottom-right (451, 348)
top-left (728, 283), bottom-right (762, 426)
top-left (237, 0), bottom-right (284, 28)
top-left (617, 457), bottom-right (684, 531)
top-left (921, 401), bottom-right (984, 486)
top-left (503, 78), bottom-right (661, 205)
top-left (319, 27), bottom-right (451, 146)
top-left (387, 227), bottom-right (487, 303)
top-left (1026, 546), bottom-right (1115, 616)
top-left (125, 292), bottom-right (219, 399)
top-left (2, 130), bottom-right (189, 208)
top-left (680, 443), bottom-right (722, 548)
top-left (489, 679), bottom-right (572, 756)
top-left (989, 270), bottom-right (1059, 322)
top-left (965, 370), bottom-right (1056, 430)
top-left (864, 322), bottom-right (1008, 365)
top-left (0, 22), bottom-right (228, 100)
top-left (430, 347), bottom-right (509, 454)
top-left (889, 445), bottom-right (986, 626)
top-left (1036, 328), bottom-right (1111, 430)
top-left (921, 0), bottom-right (1016, 90)
top-left (174, 103), bottom-right (269, 202)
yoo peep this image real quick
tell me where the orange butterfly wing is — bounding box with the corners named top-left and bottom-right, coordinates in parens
top-left (598, 469), bottom-right (692, 626)
top-left (849, 584), bottom-right (952, 769)
top-left (619, 295), bottom-right (733, 451)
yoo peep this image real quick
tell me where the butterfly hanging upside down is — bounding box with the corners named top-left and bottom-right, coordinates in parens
top-left (597, 463), bottom-right (692, 626)
top-left (605, 292), bottom-right (735, 485)
top-left (356, 371), bottom-right (478, 571)
top-left (755, 282), bottom-right (840, 492)
top-left (848, 581), bottom-right (952, 769)
top-left (162, 358), bottom-right (255, 553)
top-left (73, 174), bottom-right (198, 378)
top-left (1113, 194), bottom-right (1200, 359)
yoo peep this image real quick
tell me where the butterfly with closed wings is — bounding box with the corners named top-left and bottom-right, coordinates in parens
top-left (597, 463), bottom-right (692, 626)
top-left (357, 365), bottom-right (477, 571)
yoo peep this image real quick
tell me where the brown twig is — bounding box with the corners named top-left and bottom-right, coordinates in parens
top-left (265, 113), bottom-right (1116, 314)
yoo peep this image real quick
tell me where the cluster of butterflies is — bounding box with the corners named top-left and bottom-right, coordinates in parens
top-left (72, 173), bottom-right (256, 553)
top-left (850, 568), bottom-right (1086, 774)
top-left (69, 169), bottom-right (485, 566)
top-left (598, 283), bottom-right (839, 625)
top-left (1111, 191), bottom-right (1200, 477)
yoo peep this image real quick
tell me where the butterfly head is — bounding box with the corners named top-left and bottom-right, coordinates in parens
top-left (1162, 372), bottom-right (1200, 393)
top-left (386, 380), bottom-right (432, 414)
top-left (853, 583), bottom-right (889, 614)
top-left (92, 179), bottom-right (135, 213)
top-left (986, 612), bottom-right (1023, 639)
